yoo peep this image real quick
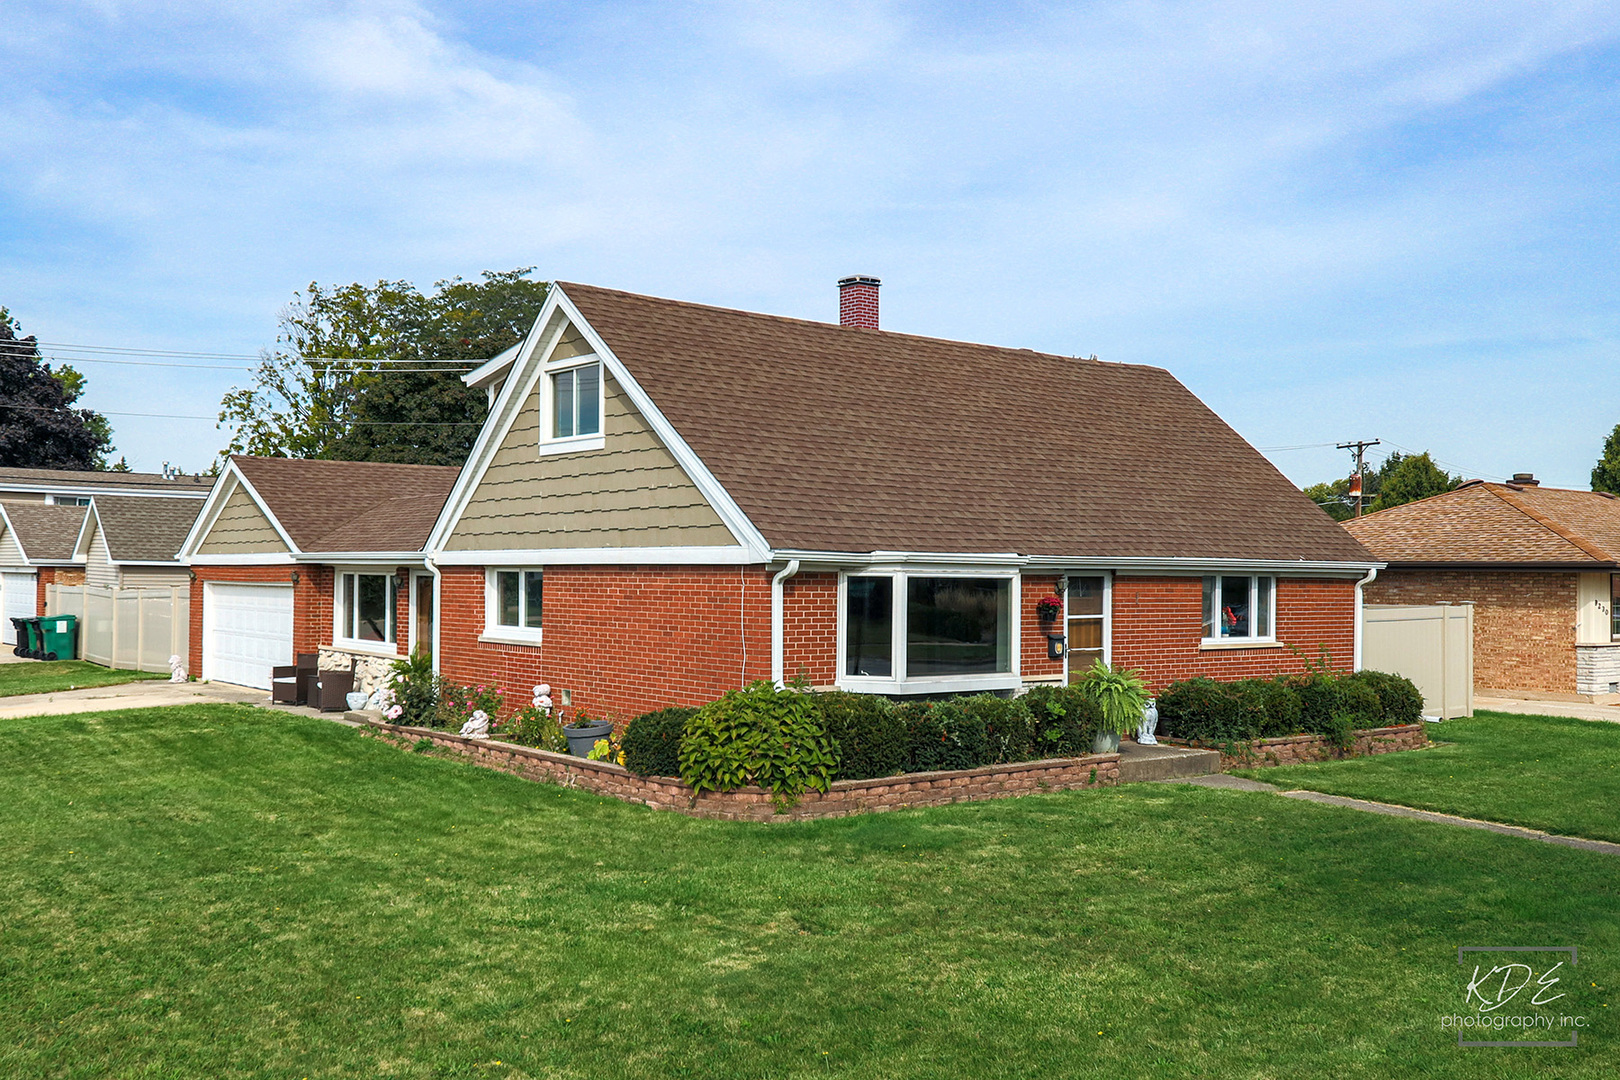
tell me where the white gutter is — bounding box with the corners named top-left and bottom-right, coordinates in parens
top-left (770, 549), bottom-right (1382, 576)
top-left (1353, 565), bottom-right (1379, 672)
top-left (770, 559), bottom-right (800, 688)
top-left (424, 552), bottom-right (443, 676)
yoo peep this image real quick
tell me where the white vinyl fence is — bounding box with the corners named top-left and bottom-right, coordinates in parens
top-left (45, 584), bottom-right (189, 674)
top-left (1362, 603), bottom-right (1473, 720)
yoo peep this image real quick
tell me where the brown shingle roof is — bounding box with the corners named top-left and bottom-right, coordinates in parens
top-left (1344, 482), bottom-right (1620, 566)
top-left (2, 502), bottom-right (88, 562)
top-left (559, 282), bottom-right (1372, 562)
top-left (233, 456), bottom-right (461, 553)
top-left (90, 496), bottom-right (203, 562)
top-left (0, 466), bottom-right (213, 494)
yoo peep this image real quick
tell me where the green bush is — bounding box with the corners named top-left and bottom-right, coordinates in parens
top-left (387, 650), bottom-right (438, 727)
top-left (1157, 678), bottom-right (1243, 742)
top-left (495, 705), bottom-right (567, 752)
top-left (905, 699), bottom-right (990, 773)
top-left (1161, 670), bottom-right (1412, 746)
top-left (1346, 670), bottom-right (1425, 726)
top-left (965, 694), bottom-right (1036, 764)
top-left (679, 682), bottom-right (836, 808)
top-left (622, 706), bottom-right (695, 777)
top-left (1021, 684), bottom-right (1103, 757)
top-left (815, 691), bottom-right (907, 780)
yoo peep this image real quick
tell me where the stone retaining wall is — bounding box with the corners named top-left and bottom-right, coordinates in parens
top-left (1165, 723), bottom-right (1428, 770)
top-left (354, 714), bottom-right (1120, 821)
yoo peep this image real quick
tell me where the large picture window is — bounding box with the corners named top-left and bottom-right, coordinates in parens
top-left (338, 571), bottom-right (396, 645)
top-left (1202, 575), bottom-right (1274, 642)
top-left (842, 572), bottom-right (1015, 690)
top-left (487, 568), bottom-right (543, 640)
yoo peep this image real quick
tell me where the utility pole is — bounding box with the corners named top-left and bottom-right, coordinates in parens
top-left (1337, 439), bottom-right (1381, 517)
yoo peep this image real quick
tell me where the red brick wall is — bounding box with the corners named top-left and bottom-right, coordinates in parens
top-left (1364, 570), bottom-right (1574, 695)
top-left (1111, 576), bottom-right (1356, 691)
top-left (189, 565), bottom-right (333, 678)
top-left (435, 565), bottom-right (774, 722)
top-left (782, 571), bottom-right (837, 686)
top-left (1023, 573), bottom-right (1066, 682)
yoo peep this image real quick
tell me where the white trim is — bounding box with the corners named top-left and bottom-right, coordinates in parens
top-left (408, 570), bottom-right (432, 658)
top-left (478, 632), bottom-right (545, 648)
top-left (177, 462), bottom-right (300, 562)
top-left (71, 501), bottom-right (100, 561)
top-left (773, 549), bottom-right (1381, 576)
top-left (0, 504), bottom-right (29, 565)
top-left (484, 567), bottom-right (544, 643)
top-left (433, 545), bottom-right (757, 567)
top-left (333, 567), bottom-right (400, 651)
top-left (462, 342), bottom-right (523, 389)
top-left (1060, 571), bottom-right (1113, 681)
top-left (1199, 574), bottom-right (1278, 645)
top-left (834, 567), bottom-right (1020, 695)
top-left (538, 353), bottom-right (606, 450)
top-left (187, 552), bottom-right (298, 566)
top-left (425, 285), bottom-right (773, 564)
top-left (0, 483), bottom-right (207, 500)
top-left (294, 552), bottom-right (427, 564)
top-left (537, 434), bottom-right (605, 457)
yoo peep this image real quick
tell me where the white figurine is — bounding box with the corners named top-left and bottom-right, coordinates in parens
top-left (1137, 697), bottom-right (1160, 746)
top-left (459, 709), bottom-right (490, 738)
top-left (168, 654), bottom-right (187, 683)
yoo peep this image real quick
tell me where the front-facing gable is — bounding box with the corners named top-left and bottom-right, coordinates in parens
top-left (194, 478), bottom-right (292, 556)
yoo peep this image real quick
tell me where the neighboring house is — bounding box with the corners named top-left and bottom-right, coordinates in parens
top-left (1345, 474), bottom-right (1620, 701)
top-left (0, 466), bottom-right (212, 506)
top-left (415, 279), bottom-right (1378, 719)
top-left (177, 456), bottom-right (460, 689)
top-left (0, 503), bottom-right (89, 644)
top-left (73, 496), bottom-right (203, 590)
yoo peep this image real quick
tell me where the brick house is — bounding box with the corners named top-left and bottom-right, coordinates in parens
top-left (1345, 474), bottom-right (1620, 701)
top-left (419, 278), bottom-right (1378, 720)
top-left (177, 456), bottom-right (459, 690)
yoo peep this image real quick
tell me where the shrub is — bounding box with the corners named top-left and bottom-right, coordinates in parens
top-left (1347, 670), bottom-right (1424, 726)
top-left (1293, 673), bottom-right (1341, 735)
top-left (965, 694), bottom-right (1036, 764)
top-left (433, 681), bottom-right (503, 731)
top-left (1021, 684), bottom-right (1103, 756)
top-left (622, 706), bottom-right (695, 777)
top-left (1157, 678), bottom-right (1241, 742)
top-left (496, 705), bottom-right (567, 753)
top-left (679, 682), bottom-right (836, 808)
top-left (387, 650), bottom-right (437, 726)
top-left (905, 699), bottom-right (990, 772)
top-left (815, 691), bottom-right (906, 780)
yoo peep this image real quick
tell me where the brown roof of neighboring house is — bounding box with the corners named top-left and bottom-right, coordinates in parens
top-left (559, 282), bottom-right (1373, 562)
top-left (233, 456), bottom-right (461, 553)
top-left (0, 466), bottom-right (213, 494)
top-left (1342, 481), bottom-right (1620, 567)
top-left (89, 496), bottom-right (204, 562)
top-left (2, 502), bottom-right (88, 562)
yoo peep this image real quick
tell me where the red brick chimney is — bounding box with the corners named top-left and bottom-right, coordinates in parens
top-left (838, 276), bottom-right (880, 329)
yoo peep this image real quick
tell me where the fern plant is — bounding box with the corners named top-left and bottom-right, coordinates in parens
top-left (1079, 658), bottom-right (1149, 736)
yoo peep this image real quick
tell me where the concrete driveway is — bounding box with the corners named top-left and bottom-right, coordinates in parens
top-left (0, 679), bottom-right (341, 722)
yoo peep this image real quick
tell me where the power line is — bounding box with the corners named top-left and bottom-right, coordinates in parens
top-left (0, 402), bottom-right (482, 426)
top-left (1336, 439), bottom-right (1381, 518)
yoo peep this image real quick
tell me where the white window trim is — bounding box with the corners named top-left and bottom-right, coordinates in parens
top-left (482, 567), bottom-right (544, 645)
top-left (1062, 571), bottom-right (1113, 682)
top-left (538, 353), bottom-right (606, 455)
top-left (333, 567), bottom-right (399, 655)
top-left (1201, 574), bottom-right (1278, 646)
top-left (835, 568), bottom-right (1021, 695)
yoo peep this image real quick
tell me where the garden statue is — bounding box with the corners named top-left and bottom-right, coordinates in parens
top-left (167, 655), bottom-right (187, 683)
top-left (1137, 697), bottom-right (1159, 745)
top-left (460, 709), bottom-right (491, 738)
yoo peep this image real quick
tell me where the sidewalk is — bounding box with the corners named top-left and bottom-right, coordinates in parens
top-left (0, 678), bottom-right (343, 722)
top-left (1474, 695), bottom-right (1620, 724)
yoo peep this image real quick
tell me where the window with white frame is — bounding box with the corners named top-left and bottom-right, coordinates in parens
top-left (548, 362), bottom-right (601, 440)
top-left (338, 571), bottom-right (396, 645)
top-left (1202, 575), bottom-right (1274, 642)
top-left (842, 572), bottom-right (1014, 688)
top-left (487, 569), bottom-right (543, 638)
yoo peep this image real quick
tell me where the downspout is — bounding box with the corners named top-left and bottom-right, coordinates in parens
top-left (770, 559), bottom-right (801, 689)
top-left (1353, 566), bottom-right (1378, 672)
top-left (424, 552), bottom-right (443, 678)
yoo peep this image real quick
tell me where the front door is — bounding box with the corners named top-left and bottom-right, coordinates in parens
top-left (1065, 575), bottom-right (1107, 683)
top-left (412, 573), bottom-right (434, 659)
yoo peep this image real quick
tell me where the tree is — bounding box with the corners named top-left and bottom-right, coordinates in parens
top-left (1592, 424), bottom-right (1620, 494)
top-left (0, 308), bottom-right (116, 470)
top-left (219, 270), bottom-right (549, 465)
top-left (1366, 452), bottom-right (1461, 512)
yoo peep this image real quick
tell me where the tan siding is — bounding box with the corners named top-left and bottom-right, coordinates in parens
top-left (0, 526), bottom-right (25, 567)
top-left (447, 371), bottom-right (735, 551)
top-left (552, 324), bottom-right (593, 360)
top-left (197, 484), bottom-right (290, 554)
top-left (0, 492), bottom-right (48, 503)
top-left (86, 521), bottom-right (118, 589)
top-left (119, 565), bottom-right (192, 589)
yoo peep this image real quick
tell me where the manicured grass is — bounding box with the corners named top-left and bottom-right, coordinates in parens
top-left (0, 705), bottom-right (1614, 1079)
top-left (1235, 711), bottom-right (1620, 843)
top-left (0, 658), bottom-right (163, 697)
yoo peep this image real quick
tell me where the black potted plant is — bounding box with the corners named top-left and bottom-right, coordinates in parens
top-left (563, 709), bottom-right (615, 757)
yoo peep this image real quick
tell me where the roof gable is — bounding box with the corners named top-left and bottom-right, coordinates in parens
top-left (230, 456), bottom-right (461, 554)
top-left (83, 496), bottom-right (204, 563)
top-left (0, 502), bottom-right (88, 563)
top-left (1344, 482), bottom-right (1620, 565)
top-left (552, 282), bottom-right (1371, 562)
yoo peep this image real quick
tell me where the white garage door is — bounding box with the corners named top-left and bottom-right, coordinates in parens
top-left (2, 571), bottom-right (37, 646)
top-left (204, 583), bottom-right (293, 689)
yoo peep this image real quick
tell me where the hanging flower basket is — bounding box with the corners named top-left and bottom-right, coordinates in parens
top-left (1035, 595), bottom-right (1063, 621)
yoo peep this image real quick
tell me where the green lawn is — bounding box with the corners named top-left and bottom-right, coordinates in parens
top-left (1235, 711), bottom-right (1620, 843)
top-left (0, 658), bottom-right (163, 697)
top-left (0, 705), bottom-right (1614, 1079)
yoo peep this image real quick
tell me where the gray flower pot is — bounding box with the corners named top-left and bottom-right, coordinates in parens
top-left (1092, 730), bottom-right (1122, 754)
top-left (564, 720), bottom-right (614, 757)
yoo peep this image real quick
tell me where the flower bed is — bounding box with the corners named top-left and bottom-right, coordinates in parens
top-left (1163, 723), bottom-right (1428, 770)
top-left (356, 713), bottom-right (1120, 821)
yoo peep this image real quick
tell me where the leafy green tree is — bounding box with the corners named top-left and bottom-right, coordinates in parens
top-left (219, 270), bottom-right (549, 465)
top-left (1367, 452), bottom-right (1460, 512)
top-left (0, 308), bottom-right (116, 469)
top-left (1592, 424), bottom-right (1620, 494)
top-left (1305, 478), bottom-right (1355, 521)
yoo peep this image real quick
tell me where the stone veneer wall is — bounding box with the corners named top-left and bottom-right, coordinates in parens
top-left (1576, 644), bottom-right (1620, 696)
top-left (319, 648), bottom-right (397, 695)
top-left (357, 715), bottom-right (1121, 821)
top-left (1166, 723), bottom-right (1427, 770)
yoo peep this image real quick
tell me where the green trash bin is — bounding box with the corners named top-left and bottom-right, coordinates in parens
top-left (17, 617), bottom-right (43, 659)
top-left (37, 614), bottom-right (78, 661)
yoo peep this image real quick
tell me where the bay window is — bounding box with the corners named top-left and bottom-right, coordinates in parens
top-left (1202, 575), bottom-right (1274, 643)
top-left (338, 571), bottom-right (396, 647)
top-left (841, 571), bottom-right (1016, 691)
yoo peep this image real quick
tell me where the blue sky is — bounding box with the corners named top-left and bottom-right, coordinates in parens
top-left (2, 2), bottom-right (1618, 487)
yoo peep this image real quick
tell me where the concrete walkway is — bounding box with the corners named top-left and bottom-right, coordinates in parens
top-left (1475, 695), bottom-right (1620, 724)
top-left (0, 678), bottom-right (344, 722)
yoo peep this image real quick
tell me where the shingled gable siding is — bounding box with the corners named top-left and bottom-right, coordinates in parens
top-left (0, 527), bottom-right (25, 566)
top-left (196, 485), bottom-right (289, 554)
top-left (187, 565), bottom-right (334, 679)
top-left (1365, 570), bottom-right (1576, 696)
top-left (1109, 576), bottom-right (1357, 690)
top-left (445, 371), bottom-right (735, 551)
top-left (435, 564), bottom-right (773, 721)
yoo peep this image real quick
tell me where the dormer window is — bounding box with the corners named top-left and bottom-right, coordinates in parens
top-left (540, 357), bottom-right (604, 454)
